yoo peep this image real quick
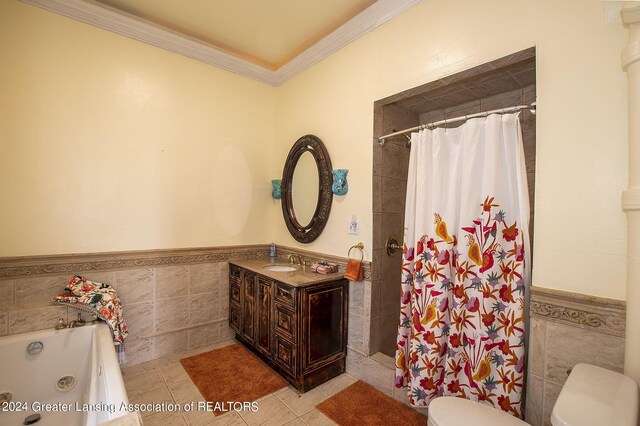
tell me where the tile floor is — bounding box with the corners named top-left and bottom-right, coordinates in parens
top-left (121, 339), bottom-right (357, 426)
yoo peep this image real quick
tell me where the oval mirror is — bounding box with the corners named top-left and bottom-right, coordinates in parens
top-left (281, 135), bottom-right (333, 243)
top-left (291, 152), bottom-right (319, 227)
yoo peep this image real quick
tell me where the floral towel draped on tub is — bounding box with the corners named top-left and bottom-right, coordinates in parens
top-left (53, 275), bottom-right (128, 363)
top-left (394, 113), bottom-right (531, 417)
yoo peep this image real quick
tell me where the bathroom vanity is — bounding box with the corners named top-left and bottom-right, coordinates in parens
top-left (228, 259), bottom-right (348, 392)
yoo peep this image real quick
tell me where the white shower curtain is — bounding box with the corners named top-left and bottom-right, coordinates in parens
top-left (394, 113), bottom-right (530, 417)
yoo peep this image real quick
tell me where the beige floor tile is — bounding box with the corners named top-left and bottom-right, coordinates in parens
top-left (182, 408), bottom-right (217, 426)
top-left (161, 362), bottom-right (191, 384)
top-left (123, 368), bottom-right (165, 393)
top-left (282, 419), bottom-right (306, 426)
top-left (143, 411), bottom-right (187, 426)
top-left (239, 395), bottom-right (296, 426)
top-left (212, 411), bottom-right (248, 425)
top-left (155, 355), bottom-right (179, 368)
top-left (413, 407), bottom-right (428, 417)
top-left (168, 379), bottom-right (205, 404)
top-left (299, 409), bottom-right (336, 426)
top-left (314, 374), bottom-right (357, 397)
top-left (120, 360), bottom-right (158, 379)
top-left (274, 387), bottom-right (328, 417)
top-left (102, 412), bottom-right (142, 425)
top-left (155, 340), bottom-right (237, 368)
top-left (128, 386), bottom-right (174, 418)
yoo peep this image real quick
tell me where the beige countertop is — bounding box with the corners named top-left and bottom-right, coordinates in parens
top-left (230, 258), bottom-right (345, 288)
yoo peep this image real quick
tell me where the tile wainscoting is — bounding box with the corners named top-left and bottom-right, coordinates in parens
top-left (0, 245), bottom-right (273, 365)
top-left (0, 245), bottom-right (373, 368)
top-left (1, 247), bottom-right (627, 424)
top-left (526, 286), bottom-right (626, 426)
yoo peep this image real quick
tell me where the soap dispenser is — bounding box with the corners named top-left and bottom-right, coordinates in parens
top-left (269, 243), bottom-right (276, 257)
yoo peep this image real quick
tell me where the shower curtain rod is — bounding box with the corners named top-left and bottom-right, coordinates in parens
top-left (378, 102), bottom-right (536, 146)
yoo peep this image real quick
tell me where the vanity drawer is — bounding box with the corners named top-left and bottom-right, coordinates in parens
top-left (274, 335), bottom-right (297, 375)
top-left (230, 265), bottom-right (242, 280)
top-left (230, 280), bottom-right (241, 306)
top-left (274, 283), bottom-right (296, 309)
top-left (274, 304), bottom-right (296, 342)
top-left (229, 306), bottom-right (241, 333)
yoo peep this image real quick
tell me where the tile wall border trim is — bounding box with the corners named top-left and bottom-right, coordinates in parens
top-left (530, 286), bottom-right (626, 337)
top-left (0, 244), bottom-right (371, 280)
top-left (0, 245), bottom-right (270, 279)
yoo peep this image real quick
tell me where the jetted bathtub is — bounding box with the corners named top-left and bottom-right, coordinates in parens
top-left (0, 323), bottom-right (130, 425)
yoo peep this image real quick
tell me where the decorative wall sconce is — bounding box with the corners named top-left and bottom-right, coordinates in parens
top-left (332, 169), bottom-right (349, 196)
top-left (272, 179), bottom-right (282, 199)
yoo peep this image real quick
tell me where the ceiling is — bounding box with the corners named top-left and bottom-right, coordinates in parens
top-left (23, 0), bottom-right (421, 85)
top-left (95, 0), bottom-right (376, 71)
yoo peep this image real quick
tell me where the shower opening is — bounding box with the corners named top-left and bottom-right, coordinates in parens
top-left (371, 47), bottom-right (537, 359)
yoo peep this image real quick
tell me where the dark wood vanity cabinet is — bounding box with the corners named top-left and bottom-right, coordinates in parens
top-left (229, 263), bottom-right (348, 392)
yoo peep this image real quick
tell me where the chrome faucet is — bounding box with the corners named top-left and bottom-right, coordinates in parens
top-left (68, 313), bottom-right (86, 328)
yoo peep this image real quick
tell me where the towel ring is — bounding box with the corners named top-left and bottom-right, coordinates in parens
top-left (348, 242), bottom-right (364, 261)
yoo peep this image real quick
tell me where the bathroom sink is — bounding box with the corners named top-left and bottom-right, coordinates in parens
top-left (263, 264), bottom-right (298, 272)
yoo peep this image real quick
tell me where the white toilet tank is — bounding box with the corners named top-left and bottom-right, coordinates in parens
top-left (551, 363), bottom-right (639, 426)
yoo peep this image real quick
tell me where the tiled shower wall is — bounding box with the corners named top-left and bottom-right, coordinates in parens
top-left (372, 106), bottom-right (414, 356)
top-left (0, 247), bottom-right (268, 365)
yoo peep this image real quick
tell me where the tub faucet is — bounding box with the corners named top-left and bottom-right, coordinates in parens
top-left (55, 318), bottom-right (67, 330)
top-left (68, 313), bottom-right (86, 328)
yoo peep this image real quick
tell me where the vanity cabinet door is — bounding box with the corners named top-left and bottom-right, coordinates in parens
top-left (256, 276), bottom-right (273, 356)
top-left (242, 272), bottom-right (256, 343)
top-left (301, 279), bottom-right (348, 373)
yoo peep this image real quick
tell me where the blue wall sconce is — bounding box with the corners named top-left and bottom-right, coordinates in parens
top-left (272, 179), bottom-right (282, 199)
top-left (332, 169), bottom-right (348, 196)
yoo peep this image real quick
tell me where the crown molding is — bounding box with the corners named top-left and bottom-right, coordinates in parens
top-left (20, 0), bottom-right (275, 84)
top-left (20, 0), bottom-right (421, 86)
top-left (273, 0), bottom-right (421, 86)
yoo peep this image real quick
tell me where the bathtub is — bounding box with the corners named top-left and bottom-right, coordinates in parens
top-left (0, 323), bottom-right (130, 425)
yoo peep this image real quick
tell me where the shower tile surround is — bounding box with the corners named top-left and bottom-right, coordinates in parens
top-left (373, 47), bottom-right (537, 357)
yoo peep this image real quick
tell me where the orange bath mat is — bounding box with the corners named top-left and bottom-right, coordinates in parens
top-left (316, 380), bottom-right (427, 425)
top-left (180, 343), bottom-right (287, 415)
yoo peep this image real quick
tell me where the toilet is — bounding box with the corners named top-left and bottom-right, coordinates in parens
top-left (427, 364), bottom-right (639, 426)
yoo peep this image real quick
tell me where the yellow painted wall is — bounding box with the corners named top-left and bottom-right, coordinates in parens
top-left (0, 0), bottom-right (630, 300)
top-left (274, 0), bottom-right (629, 300)
top-left (0, 0), bottom-right (277, 256)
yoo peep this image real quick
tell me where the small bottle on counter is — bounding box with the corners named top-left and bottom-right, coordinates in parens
top-left (269, 243), bottom-right (277, 257)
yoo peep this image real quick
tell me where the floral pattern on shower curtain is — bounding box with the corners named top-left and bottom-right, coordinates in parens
top-left (394, 113), bottom-right (530, 418)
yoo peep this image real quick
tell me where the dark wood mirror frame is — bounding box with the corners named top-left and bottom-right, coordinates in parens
top-left (281, 134), bottom-right (333, 243)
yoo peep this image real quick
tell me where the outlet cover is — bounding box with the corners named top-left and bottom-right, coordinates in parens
top-left (348, 217), bottom-right (359, 235)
